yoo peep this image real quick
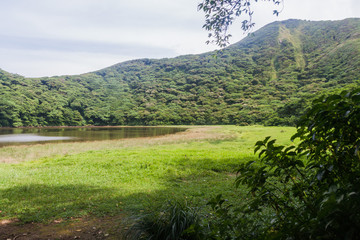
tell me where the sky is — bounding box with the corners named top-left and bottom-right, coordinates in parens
top-left (0, 0), bottom-right (359, 77)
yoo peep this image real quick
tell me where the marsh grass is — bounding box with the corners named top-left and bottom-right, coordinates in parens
top-left (0, 126), bottom-right (295, 223)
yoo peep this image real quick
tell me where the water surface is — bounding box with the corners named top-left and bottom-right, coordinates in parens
top-left (0, 127), bottom-right (186, 147)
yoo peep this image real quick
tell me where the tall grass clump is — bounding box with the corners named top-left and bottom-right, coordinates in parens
top-left (125, 200), bottom-right (204, 240)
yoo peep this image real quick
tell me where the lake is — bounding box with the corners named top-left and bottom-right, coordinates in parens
top-left (0, 127), bottom-right (186, 147)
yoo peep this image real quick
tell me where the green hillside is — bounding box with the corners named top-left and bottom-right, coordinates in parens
top-left (1, 18), bottom-right (360, 127)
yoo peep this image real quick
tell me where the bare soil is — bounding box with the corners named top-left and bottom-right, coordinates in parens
top-left (0, 216), bottom-right (126, 240)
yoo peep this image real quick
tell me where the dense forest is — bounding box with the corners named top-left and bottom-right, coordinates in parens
top-left (1, 18), bottom-right (359, 127)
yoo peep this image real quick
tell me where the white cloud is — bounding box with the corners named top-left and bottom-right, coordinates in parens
top-left (0, 48), bottom-right (132, 77)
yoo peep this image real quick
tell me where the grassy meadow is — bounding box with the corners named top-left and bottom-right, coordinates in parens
top-left (0, 126), bottom-right (296, 223)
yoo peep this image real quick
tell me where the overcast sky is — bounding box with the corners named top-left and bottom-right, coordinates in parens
top-left (1, 0), bottom-right (359, 77)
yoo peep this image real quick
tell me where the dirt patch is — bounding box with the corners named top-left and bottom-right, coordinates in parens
top-left (0, 216), bottom-right (127, 240)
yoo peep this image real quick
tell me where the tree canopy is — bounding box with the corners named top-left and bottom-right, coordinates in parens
top-left (198, 0), bottom-right (283, 47)
top-left (1, 18), bottom-right (359, 127)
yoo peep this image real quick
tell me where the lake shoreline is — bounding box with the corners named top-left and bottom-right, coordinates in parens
top-left (0, 125), bottom-right (190, 130)
top-left (0, 126), bottom-right (230, 163)
top-left (0, 126), bottom-right (188, 149)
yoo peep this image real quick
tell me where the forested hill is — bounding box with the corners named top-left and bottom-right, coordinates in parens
top-left (1, 18), bottom-right (360, 127)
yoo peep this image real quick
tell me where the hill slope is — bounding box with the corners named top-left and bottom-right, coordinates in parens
top-left (1, 18), bottom-right (360, 127)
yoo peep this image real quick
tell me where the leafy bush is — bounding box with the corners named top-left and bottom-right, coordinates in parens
top-left (207, 88), bottom-right (360, 239)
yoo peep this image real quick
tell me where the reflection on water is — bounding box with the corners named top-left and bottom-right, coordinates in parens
top-left (0, 134), bottom-right (74, 143)
top-left (0, 127), bottom-right (186, 147)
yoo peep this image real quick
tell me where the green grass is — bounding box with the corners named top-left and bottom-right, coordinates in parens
top-left (0, 126), bottom-right (296, 223)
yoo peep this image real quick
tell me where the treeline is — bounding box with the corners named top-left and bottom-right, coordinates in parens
top-left (1, 18), bottom-right (360, 127)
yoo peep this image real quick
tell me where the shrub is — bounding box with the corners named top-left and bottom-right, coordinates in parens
top-left (208, 88), bottom-right (360, 239)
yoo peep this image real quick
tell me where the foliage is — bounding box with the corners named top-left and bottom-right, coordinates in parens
top-left (198, 0), bottom-right (283, 47)
top-left (204, 88), bottom-right (360, 239)
top-left (0, 19), bottom-right (360, 127)
top-left (125, 201), bottom-right (204, 240)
